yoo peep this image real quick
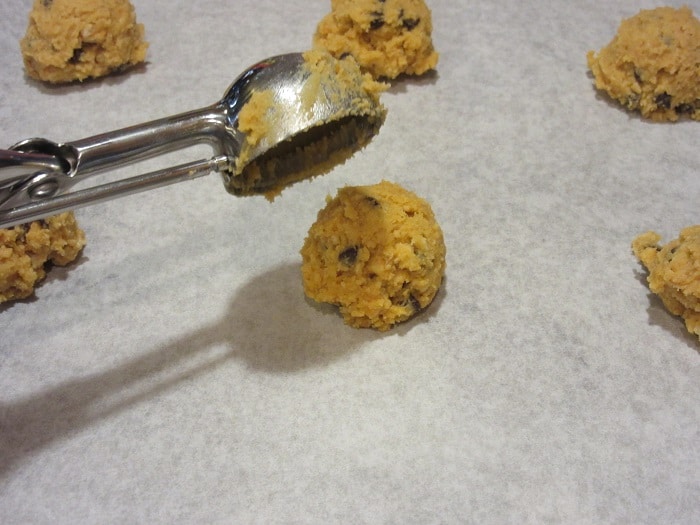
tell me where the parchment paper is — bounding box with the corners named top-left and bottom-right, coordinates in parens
top-left (1, 1), bottom-right (698, 523)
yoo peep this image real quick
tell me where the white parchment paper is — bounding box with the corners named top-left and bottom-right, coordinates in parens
top-left (1, 1), bottom-right (698, 523)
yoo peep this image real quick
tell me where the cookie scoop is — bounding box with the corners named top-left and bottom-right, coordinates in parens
top-left (0, 51), bottom-right (386, 228)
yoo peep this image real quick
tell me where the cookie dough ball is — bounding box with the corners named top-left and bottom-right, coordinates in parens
top-left (587, 6), bottom-right (700, 122)
top-left (632, 226), bottom-right (700, 339)
top-left (313, 0), bottom-right (439, 80)
top-left (20, 0), bottom-right (148, 83)
top-left (301, 180), bottom-right (446, 330)
top-left (0, 212), bottom-right (86, 303)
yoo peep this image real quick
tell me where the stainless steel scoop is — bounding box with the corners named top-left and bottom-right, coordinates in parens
top-left (0, 52), bottom-right (386, 228)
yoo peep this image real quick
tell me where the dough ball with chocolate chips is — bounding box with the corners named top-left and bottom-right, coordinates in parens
top-left (587, 6), bottom-right (700, 122)
top-left (0, 212), bottom-right (86, 303)
top-left (20, 0), bottom-right (148, 83)
top-left (301, 180), bottom-right (446, 331)
top-left (313, 0), bottom-right (439, 80)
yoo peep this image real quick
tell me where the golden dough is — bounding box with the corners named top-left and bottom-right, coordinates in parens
top-left (632, 226), bottom-right (700, 339)
top-left (20, 0), bottom-right (148, 83)
top-left (313, 0), bottom-right (439, 80)
top-left (0, 212), bottom-right (86, 303)
top-left (301, 180), bottom-right (446, 331)
top-left (587, 6), bottom-right (700, 122)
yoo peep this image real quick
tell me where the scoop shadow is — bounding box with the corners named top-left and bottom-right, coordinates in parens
top-left (0, 261), bottom-right (386, 478)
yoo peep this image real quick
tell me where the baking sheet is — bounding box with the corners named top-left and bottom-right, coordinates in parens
top-left (1, 1), bottom-right (699, 523)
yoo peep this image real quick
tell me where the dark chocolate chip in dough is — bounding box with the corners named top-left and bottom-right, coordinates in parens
top-left (633, 68), bottom-right (643, 84)
top-left (655, 92), bottom-right (672, 109)
top-left (69, 47), bottom-right (83, 64)
top-left (370, 11), bottom-right (385, 30)
top-left (402, 18), bottom-right (420, 30)
top-left (339, 246), bottom-right (359, 266)
top-left (675, 101), bottom-right (697, 115)
top-left (398, 8), bottom-right (420, 30)
top-left (364, 196), bottom-right (381, 207)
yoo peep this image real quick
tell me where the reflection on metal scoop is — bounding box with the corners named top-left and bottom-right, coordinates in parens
top-left (0, 51), bottom-right (386, 228)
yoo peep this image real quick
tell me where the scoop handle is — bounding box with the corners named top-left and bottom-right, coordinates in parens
top-left (0, 155), bottom-right (228, 228)
top-left (63, 104), bottom-right (236, 179)
top-left (0, 104), bottom-right (242, 228)
top-left (0, 149), bottom-right (65, 186)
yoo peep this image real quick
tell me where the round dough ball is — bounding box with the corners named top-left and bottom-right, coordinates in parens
top-left (587, 6), bottom-right (700, 122)
top-left (20, 0), bottom-right (148, 83)
top-left (301, 180), bottom-right (446, 331)
top-left (313, 0), bottom-right (439, 80)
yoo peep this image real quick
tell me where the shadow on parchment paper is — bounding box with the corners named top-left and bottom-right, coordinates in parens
top-left (0, 261), bottom-right (444, 477)
top-left (26, 62), bottom-right (150, 96)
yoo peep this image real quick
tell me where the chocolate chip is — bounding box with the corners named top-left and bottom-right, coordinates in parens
top-left (675, 102), bottom-right (696, 115)
top-left (655, 92), bottom-right (672, 110)
top-left (398, 293), bottom-right (422, 312)
top-left (365, 196), bottom-right (381, 207)
top-left (402, 18), bottom-right (420, 30)
top-left (69, 47), bottom-right (83, 64)
top-left (409, 295), bottom-right (422, 312)
top-left (339, 246), bottom-right (358, 266)
top-left (369, 10), bottom-right (385, 30)
top-left (42, 0), bottom-right (52, 7)
top-left (633, 68), bottom-right (643, 84)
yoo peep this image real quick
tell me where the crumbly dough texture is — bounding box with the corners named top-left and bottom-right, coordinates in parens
top-left (21, 0), bottom-right (148, 83)
top-left (587, 6), bottom-right (700, 122)
top-left (0, 212), bottom-right (86, 303)
top-left (632, 226), bottom-right (700, 340)
top-left (313, 0), bottom-right (439, 79)
top-left (301, 180), bottom-right (446, 331)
